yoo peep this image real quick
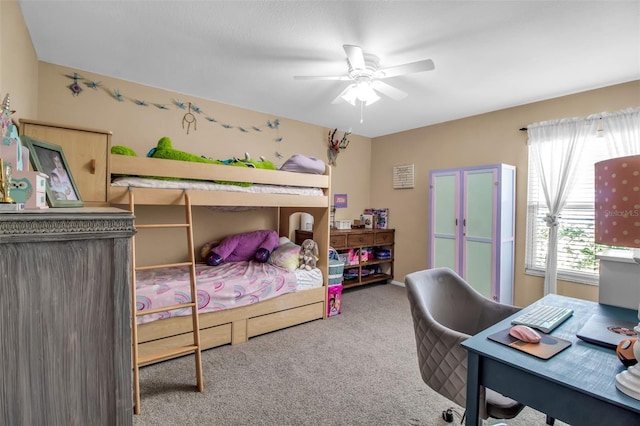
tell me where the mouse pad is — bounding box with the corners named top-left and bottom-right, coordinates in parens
top-left (488, 328), bottom-right (572, 360)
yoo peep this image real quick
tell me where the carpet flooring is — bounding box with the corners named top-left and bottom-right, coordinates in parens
top-left (132, 283), bottom-right (565, 425)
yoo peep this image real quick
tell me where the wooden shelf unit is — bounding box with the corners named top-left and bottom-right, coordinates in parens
top-left (296, 228), bottom-right (394, 288)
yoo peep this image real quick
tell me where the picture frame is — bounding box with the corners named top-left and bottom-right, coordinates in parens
top-left (334, 193), bottom-right (348, 208)
top-left (20, 135), bottom-right (83, 207)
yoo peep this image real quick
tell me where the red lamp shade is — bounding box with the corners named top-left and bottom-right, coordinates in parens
top-left (594, 155), bottom-right (640, 247)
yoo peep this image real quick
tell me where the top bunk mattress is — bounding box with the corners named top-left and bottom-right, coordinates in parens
top-left (112, 176), bottom-right (324, 196)
top-left (108, 155), bottom-right (330, 206)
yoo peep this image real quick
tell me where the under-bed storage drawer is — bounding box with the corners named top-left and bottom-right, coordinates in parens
top-left (247, 302), bottom-right (324, 338)
top-left (138, 323), bottom-right (232, 365)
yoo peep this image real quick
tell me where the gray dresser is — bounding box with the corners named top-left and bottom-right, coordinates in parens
top-left (0, 208), bottom-right (135, 425)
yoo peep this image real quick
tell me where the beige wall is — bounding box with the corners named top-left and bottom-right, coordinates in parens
top-left (0, 0), bottom-right (38, 119)
top-left (371, 80), bottom-right (640, 307)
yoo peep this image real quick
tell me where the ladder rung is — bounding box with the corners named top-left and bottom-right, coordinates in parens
top-left (138, 345), bottom-right (199, 365)
top-left (135, 261), bottom-right (193, 271)
top-left (136, 223), bottom-right (189, 229)
top-left (136, 302), bottom-right (197, 316)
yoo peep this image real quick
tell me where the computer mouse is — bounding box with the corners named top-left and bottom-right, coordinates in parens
top-left (509, 325), bottom-right (542, 343)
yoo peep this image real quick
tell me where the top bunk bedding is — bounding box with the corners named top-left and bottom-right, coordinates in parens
top-left (109, 154), bottom-right (331, 207)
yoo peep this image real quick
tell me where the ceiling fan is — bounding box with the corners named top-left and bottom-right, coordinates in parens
top-left (294, 44), bottom-right (435, 106)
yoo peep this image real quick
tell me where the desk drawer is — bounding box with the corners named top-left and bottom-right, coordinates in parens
top-left (375, 231), bottom-right (394, 245)
top-left (347, 233), bottom-right (374, 247)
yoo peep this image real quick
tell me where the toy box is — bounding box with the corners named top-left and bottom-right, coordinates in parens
top-left (327, 284), bottom-right (343, 317)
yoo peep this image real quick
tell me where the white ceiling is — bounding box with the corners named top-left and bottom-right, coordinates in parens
top-left (18, 0), bottom-right (640, 138)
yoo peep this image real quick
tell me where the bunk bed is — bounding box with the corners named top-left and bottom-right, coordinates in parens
top-left (108, 154), bottom-right (332, 365)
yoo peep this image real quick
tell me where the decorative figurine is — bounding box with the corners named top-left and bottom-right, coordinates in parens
top-left (327, 128), bottom-right (350, 166)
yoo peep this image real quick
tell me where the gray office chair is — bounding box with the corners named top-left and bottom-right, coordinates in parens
top-left (405, 267), bottom-right (554, 424)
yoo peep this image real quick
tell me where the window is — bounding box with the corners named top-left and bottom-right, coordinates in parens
top-left (525, 129), bottom-right (624, 285)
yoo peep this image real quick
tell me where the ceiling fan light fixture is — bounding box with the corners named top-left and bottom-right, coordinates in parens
top-left (341, 84), bottom-right (359, 106)
top-left (341, 79), bottom-right (380, 106)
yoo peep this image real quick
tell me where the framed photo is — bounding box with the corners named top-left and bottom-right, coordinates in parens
top-left (21, 135), bottom-right (83, 207)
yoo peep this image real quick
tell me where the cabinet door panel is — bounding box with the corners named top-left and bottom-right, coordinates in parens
top-left (464, 170), bottom-right (495, 240)
top-left (430, 172), bottom-right (458, 269)
top-left (433, 237), bottom-right (457, 271)
top-left (464, 240), bottom-right (493, 299)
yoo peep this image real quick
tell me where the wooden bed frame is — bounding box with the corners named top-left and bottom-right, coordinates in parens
top-left (108, 154), bottom-right (332, 365)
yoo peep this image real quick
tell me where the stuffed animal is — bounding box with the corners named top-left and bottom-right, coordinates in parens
top-left (299, 239), bottom-right (319, 270)
top-left (201, 229), bottom-right (280, 266)
top-left (149, 137), bottom-right (276, 186)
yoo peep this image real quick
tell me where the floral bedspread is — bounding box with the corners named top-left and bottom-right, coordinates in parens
top-left (135, 261), bottom-right (298, 324)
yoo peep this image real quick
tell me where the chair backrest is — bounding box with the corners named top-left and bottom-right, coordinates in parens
top-left (405, 267), bottom-right (521, 415)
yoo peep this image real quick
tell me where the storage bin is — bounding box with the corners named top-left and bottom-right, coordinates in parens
top-left (334, 220), bottom-right (352, 230)
top-left (328, 284), bottom-right (343, 317)
top-left (328, 259), bottom-right (345, 286)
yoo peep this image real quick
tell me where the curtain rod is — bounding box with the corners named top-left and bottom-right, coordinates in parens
top-left (517, 111), bottom-right (631, 132)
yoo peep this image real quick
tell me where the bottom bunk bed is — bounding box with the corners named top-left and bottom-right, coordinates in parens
top-left (134, 244), bottom-right (327, 366)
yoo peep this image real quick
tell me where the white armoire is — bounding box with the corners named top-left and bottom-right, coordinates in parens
top-left (428, 164), bottom-right (515, 303)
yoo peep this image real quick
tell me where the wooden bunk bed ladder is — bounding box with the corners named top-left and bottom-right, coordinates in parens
top-left (128, 188), bottom-right (204, 415)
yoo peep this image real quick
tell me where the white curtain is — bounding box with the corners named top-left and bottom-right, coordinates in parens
top-left (601, 107), bottom-right (640, 157)
top-left (527, 118), bottom-right (598, 295)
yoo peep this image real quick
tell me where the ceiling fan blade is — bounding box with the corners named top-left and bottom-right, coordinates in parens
top-left (293, 75), bottom-right (352, 81)
top-left (377, 59), bottom-right (435, 78)
top-left (331, 84), bottom-right (356, 105)
top-left (343, 44), bottom-right (366, 70)
top-left (371, 80), bottom-right (408, 101)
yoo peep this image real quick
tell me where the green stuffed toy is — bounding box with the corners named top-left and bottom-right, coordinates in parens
top-left (111, 145), bottom-right (138, 157)
top-left (114, 136), bottom-right (276, 187)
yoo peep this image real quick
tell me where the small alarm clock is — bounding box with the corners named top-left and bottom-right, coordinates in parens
top-left (616, 338), bottom-right (638, 367)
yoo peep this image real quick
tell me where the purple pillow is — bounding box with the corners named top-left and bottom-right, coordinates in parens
top-left (279, 155), bottom-right (326, 174)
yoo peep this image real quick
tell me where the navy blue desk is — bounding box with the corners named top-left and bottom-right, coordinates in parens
top-left (461, 294), bottom-right (640, 425)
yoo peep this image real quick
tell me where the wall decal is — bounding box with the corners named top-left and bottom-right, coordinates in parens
top-left (182, 102), bottom-right (197, 135)
top-left (61, 72), bottom-right (283, 140)
top-left (65, 73), bottom-right (83, 96)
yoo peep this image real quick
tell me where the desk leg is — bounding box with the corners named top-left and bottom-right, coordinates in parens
top-left (465, 352), bottom-right (481, 426)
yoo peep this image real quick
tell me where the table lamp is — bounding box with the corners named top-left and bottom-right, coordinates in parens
top-left (594, 154), bottom-right (640, 399)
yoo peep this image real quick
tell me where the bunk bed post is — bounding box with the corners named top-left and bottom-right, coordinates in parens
top-left (128, 189), bottom-right (142, 415)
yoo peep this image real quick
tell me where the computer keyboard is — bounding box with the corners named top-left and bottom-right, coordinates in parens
top-left (511, 305), bottom-right (574, 333)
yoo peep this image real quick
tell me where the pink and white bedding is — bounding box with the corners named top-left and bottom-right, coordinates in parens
top-left (135, 260), bottom-right (320, 325)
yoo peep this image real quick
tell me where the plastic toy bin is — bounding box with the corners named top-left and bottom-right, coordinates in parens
top-left (328, 259), bottom-right (345, 286)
